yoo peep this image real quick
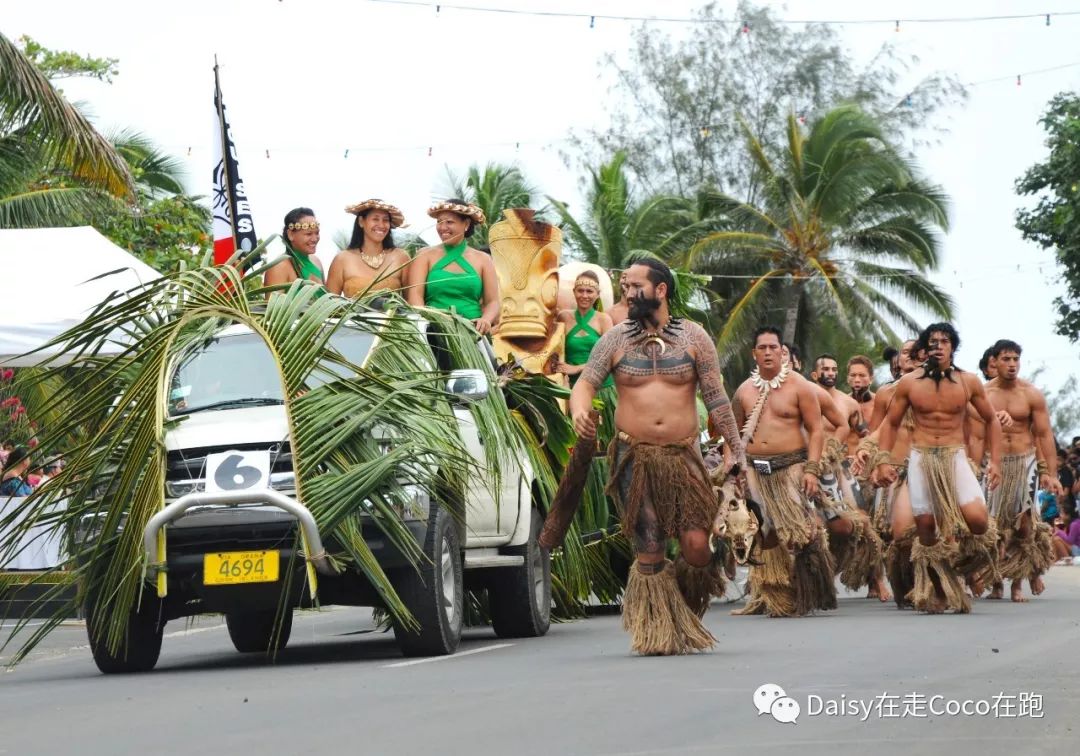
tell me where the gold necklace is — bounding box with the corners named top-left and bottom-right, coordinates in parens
top-left (358, 249), bottom-right (385, 269)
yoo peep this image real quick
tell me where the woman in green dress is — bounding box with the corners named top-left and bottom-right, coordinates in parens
top-left (554, 270), bottom-right (614, 386)
top-left (264, 207), bottom-right (325, 287)
top-left (405, 199), bottom-right (500, 334)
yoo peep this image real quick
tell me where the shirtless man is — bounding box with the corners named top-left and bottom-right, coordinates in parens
top-left (858, 338), bottom-right (920, 607)
top-left (730, 327), bottom-right (837, 617)
top-left (967, 345), bottom-right (1005, 469)
top-left (801, 350), bottom-right (887, 599)
top-left (874, 323), bottom-right (1002, 614)
top-left (570, 259), bottom-right (745, 655)
top-left (812, 354), bottom-right (867, 455)
top-left (984, 340), bottom-right (1062, 601)
top-left (847, 355), bottom-right (876, 430)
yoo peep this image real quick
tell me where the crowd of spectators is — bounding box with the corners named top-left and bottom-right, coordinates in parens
top-left (1050, 437), bottom-right (1080, 561)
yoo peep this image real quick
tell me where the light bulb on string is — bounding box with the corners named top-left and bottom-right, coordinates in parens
top-left (344, 149), bottom-right (349, 159)
top-left (1017, 74), bottom-right (1022, 86)
top-left (894, 20), bottom-right (900, 32)
top-left (741, 21), bottom-right (750, 34)
top-left (590, 16), bottom-right (595, 29)
top-left (1047, 14), bottom-right (1051, 26)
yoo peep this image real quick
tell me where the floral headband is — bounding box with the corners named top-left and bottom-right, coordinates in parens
top-left (287, 221), bottom-right (320, 231)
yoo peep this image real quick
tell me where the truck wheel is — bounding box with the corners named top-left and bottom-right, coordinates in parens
top-left (86, 594), bottom-right (164, 674)
top-left (489, 508), bottom-right (551, 638)
top-left (392, 506), bottom-right (463, 656)
top-left (226, 609), bottom-right (293, 653)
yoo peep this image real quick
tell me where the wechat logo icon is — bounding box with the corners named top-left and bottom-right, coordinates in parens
top-left (753, 683), bottom-right (801, 724)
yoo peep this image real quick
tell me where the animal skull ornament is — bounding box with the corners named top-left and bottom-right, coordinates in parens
top-left (714, 478), bottom-right (759, 565)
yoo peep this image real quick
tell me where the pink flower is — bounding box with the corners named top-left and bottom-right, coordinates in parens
top-left (0, 369), bottom-right (13, 382)
top-left (0, 397), bottom-right (17, 409)
top-left (27, 438), bottom-right (38, 448)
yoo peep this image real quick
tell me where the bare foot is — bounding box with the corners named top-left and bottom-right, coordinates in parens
top-left (1030, 575), bottom-right (1046, 596)
top-left (967, 573), bottom-right (985, 599)
top-left (1010, 581), bottom-right (1028, 603)
top-left (987, 582), bottom-right (1004, 600)
top-left (873, 577), bottom-right (892, 603)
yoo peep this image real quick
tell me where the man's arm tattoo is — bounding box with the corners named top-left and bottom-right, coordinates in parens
top-left (691, 325), bottom-right (745, 462)
top-left (579, 327), bottom-right (621, 388)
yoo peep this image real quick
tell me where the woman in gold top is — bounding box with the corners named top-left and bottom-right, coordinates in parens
top-left (326, 199), bottom-right (411, 297)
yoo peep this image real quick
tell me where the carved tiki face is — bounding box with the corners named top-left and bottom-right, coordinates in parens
top-left (488, 208), bottom-right (561, 339)
top-left (717, 479), bottom-right (759, 565)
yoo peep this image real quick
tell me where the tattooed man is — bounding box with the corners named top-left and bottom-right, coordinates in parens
top-left (570, 259), bottom-right (745, 655)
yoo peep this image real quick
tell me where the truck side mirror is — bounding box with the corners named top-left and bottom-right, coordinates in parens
top-left (446, 369), bottom-right (489, 403)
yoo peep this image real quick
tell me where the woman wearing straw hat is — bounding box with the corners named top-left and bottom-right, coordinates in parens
top-left (405, 199), bottom-right (500, 335)
top-left (263, 207), bottom-right (325, 287)
top-left (327, 199), bottom-right (412, 297)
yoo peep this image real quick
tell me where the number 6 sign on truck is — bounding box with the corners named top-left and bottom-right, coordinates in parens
top-left (204, 450), bottom-right (270, 493)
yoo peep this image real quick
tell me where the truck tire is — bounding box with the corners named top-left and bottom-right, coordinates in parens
top-left (86, 593), bottom-right (164, 674)
top-left (226, 609), bottom-right (293, 653)
top-left (392, 506), bottom-right (463, 656)
top-left (489, 508), bottom-right (551, 638)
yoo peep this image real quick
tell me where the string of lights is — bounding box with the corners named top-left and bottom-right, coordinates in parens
top-left (168, 47), bottom-right (1080, 160)
top-left (363, 1), bottom-right (1080, 29)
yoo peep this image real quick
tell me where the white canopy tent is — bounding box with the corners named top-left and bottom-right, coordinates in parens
top-left (0, 226), bottom-right (162, 366)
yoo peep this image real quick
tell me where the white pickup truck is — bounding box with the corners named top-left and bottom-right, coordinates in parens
top-left (87, 318), bottom-right (551, 673)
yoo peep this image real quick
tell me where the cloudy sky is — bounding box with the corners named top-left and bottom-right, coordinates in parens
top-left (7, 0), bottom-right (1080, 394)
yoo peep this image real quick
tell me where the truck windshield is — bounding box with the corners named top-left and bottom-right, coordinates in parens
top-left (169, 328), bottom-right (375, 416)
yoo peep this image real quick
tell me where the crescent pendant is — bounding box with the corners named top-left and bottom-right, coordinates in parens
top-left (645, 336), bottom-right (666, 355)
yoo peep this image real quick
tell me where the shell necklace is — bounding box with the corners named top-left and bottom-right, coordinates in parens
top-left (359, 249), bottom-right (386, 270)
top-left (749, 362), bottom-right (791, 391)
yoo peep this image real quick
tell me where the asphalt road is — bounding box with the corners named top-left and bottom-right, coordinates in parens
top-left (2, 568), bottom-right (1078, 756)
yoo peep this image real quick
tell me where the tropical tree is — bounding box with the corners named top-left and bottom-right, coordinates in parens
top-left (439, 162), bottom-right (542, 247)
top-left (0, 30), bottom-right (133, 218)
top-left (1015, 92), bottom-right (1080, 342)
top-left (546, 151), bottom-right (721, 316)
top-left (571, 1), bottom-right (966, 200)
top-left (686, 105), bottom-right (954, 362)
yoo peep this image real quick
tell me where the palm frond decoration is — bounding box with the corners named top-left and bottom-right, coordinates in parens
top-left (0, 260), bottom-right (543, 665)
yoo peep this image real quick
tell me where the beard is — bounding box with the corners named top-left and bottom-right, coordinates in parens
top-left (852, 386), bottom-right (871, 402)
top-left (816, 374), bottom-right (836, 388)
top-left (628, 293), bottom-right (661, 325)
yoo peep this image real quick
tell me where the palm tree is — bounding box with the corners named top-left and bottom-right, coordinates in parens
top-left (0, 30), bottom-right (133, 220)
top-left (687, 105), bottom-right (954, 360)
top-left (110, 130), bottom-right (186, 198)
top-left (547, 151), bottom-right (721, 316)
top-left (439, 162), bottom-right (541, 247)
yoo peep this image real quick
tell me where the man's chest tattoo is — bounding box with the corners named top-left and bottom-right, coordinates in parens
top-left (615, 320), bottom-right (696, 377)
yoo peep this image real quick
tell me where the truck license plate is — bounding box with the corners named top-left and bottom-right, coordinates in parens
top-left (204, 550), bottom-right (279, 585)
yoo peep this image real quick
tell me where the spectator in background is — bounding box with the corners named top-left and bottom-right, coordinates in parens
top-left (0, 445), bottom-right (34, 496)
top-left (1053, 510), bottom-right (1080, 559)
top-left (1059, 447), bottom-right (1077, 518)
top-left (0, 439), bottom-right (13, 466)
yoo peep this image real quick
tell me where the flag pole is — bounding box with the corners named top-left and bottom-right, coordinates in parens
top-left (213, 56), bottom-right (241, 259)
